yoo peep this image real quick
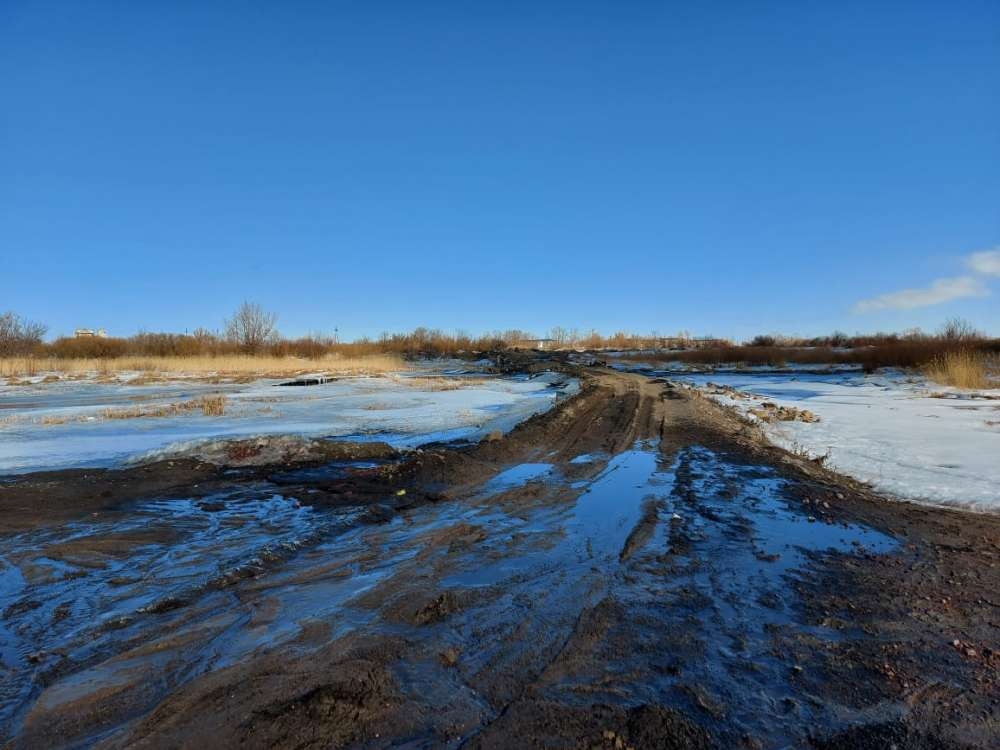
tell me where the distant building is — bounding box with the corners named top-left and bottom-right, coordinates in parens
top-left (75, 328), bottom-right (108, 338)
top-left (514, 338), bottom-right (556, 350)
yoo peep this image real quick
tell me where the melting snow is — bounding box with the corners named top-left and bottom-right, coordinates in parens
top-left (675, 371), bottom-right (1000, 512)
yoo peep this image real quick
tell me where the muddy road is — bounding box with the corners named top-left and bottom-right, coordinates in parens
top-left (1, 365), bottom-right (998, 748)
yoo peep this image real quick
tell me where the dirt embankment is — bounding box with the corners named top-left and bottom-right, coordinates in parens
top-left (2, 361), bottom-right (999, 749)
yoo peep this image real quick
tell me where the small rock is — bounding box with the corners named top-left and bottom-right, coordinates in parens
top-left (365, 503), bottom-right (394, 523)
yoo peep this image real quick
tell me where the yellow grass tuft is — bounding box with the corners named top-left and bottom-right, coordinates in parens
top-left (923, 350), bottom-right (996, 390)
top-left (200, 395), bottom-right (227, 416)
top-left (0, 354), bottom-right (408, 379)
top-left (101, 395), bottom-right (228, 420)
top-left (390, 375), bottom-right (482, 391)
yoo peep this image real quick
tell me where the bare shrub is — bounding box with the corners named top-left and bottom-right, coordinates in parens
top-left (0, 311), bottom-right (47, 355)
top-left (47, 336), bottom-right (129, 359)
top-left (616, 339), bottom-right (1000, 373)
top-left (226, 302), bottom-right (278, 353)
top-left (939, 317), bottom-right (983, 342)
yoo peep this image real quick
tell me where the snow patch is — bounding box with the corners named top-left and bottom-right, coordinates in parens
top-left (675, 371), bottom-right (1000, 512)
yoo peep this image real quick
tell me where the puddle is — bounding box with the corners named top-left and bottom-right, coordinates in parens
top-left (481, 463), bottom-right (556, 494)
top-left (569, 452), bottom-right (605, 464)
top-left (602, 445), bottom-right (897, 743)
top-left (431, 443), bottom-right (897, 746)
top-left (448, 445), bottom-right (667, 586)
top-left (1, 442), bottom-right (899, 747)
top-left (267, 459), bottom-right (389, 484)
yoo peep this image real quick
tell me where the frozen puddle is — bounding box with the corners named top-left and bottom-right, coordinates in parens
top-left (480, 463), bottom-right (556, 494)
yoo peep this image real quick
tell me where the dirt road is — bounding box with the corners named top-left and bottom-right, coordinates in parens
top-left (1, 365), bottom-right (998, 748)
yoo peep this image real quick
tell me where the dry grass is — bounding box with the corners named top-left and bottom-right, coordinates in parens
top-left (391, 375), bottom-right (482, 391)
top-left (200, 395), bottom-right (227, 416)
top-left (923, 351), bottom-right (997, 390)
top-left (101, 395), bottom-right (228, 420)
top-left (0, 354), bottom-right (408, 379)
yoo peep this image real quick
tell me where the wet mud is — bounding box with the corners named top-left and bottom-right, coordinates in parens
top-left (0, 363), bottom-right (998, 748)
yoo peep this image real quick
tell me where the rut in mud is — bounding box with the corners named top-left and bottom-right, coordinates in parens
top-left (1, 367), bottom-right (998, 749)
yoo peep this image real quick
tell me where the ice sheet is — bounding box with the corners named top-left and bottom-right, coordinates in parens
top-left (0, 370), bottom-right (576, 474)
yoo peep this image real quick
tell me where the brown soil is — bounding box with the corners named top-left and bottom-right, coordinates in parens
top-left (1, 360), bottom-right (998, 749)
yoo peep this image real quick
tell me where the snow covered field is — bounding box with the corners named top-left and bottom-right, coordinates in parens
top-left (0, 366), bottom-right (575, 474)
top-left (673, 371), bottom-right (1000, 512)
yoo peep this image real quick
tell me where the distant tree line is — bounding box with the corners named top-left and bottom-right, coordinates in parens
top-left (1, 303), bottom-right (994, 368)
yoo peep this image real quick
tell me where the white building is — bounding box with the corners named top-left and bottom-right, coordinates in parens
top-left (74, 328), bottom-right (108, 338)
top-left (514, 338), bottom-right (556, 350)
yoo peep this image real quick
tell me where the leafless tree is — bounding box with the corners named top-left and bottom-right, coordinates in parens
top-left (501, 329), bottom-right (534, 345)
top-left (225, 302), bottom-right (278, 353)
top-left (0, 311), bottom-right (47, 355)
top-left (939, 317), bottom-right (982, 341)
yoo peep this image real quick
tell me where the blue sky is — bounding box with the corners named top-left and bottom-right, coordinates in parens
top-left (2, 1), bottom-right (998, 340)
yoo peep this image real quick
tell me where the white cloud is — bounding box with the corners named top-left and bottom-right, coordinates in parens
top-left (853, 275), bottom-right (989, 313)
top-left (968, 248), bottom-right (1000, 277)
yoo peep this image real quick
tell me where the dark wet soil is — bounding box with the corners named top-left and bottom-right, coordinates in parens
top-left (0, 360), bottom-right (998, 749)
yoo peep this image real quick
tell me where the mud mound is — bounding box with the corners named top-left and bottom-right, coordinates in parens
top-left (133, 435), bottom-right (400, 468)
top-left (467, 701), bottom-right (713, 749)
top-left (241, 658), bottom-right (399, 748)
top-left (811, 720), bottom-right (973, 750)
